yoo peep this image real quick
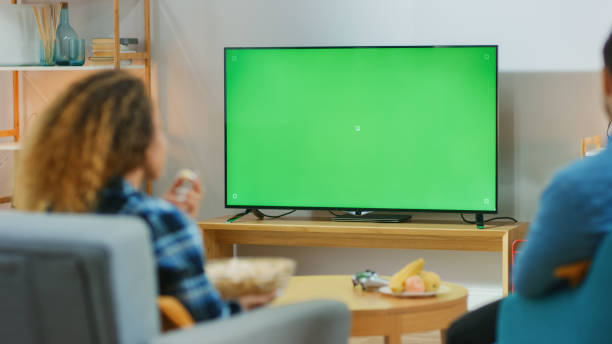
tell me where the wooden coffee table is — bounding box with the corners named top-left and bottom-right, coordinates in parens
top-left (272, 275), bottom-right (467, 344)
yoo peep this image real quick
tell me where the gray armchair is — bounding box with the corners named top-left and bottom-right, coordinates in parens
top-left (0, 212), bottom-right (350, 344)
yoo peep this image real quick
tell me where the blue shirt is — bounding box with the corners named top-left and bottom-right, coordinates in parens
top-left (513, 145), bottom-right (612, 297)
top-left (96, 178), bottom-right (241, 321)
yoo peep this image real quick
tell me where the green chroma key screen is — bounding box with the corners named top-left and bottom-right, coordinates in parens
top-left (225, 46), bottom-right (497, 212)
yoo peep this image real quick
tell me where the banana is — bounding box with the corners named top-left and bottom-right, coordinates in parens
top-left (419, 270), bottom-right (441, 292)
top-left (389, 258), bottom-right (425, 293)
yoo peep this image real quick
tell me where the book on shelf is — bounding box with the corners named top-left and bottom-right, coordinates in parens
top-left (91, 38), bottom-right (115, 45)
top-left (91, 38), bottom-right (138, 50)
top-left (92, 43), bottom-right (115, 51)
top-left (88, 57), bottom-right (132, 66)
top-left (92, 50), bottom-right (136, 58)
top-left (89, 37), bottom-right (139, 66)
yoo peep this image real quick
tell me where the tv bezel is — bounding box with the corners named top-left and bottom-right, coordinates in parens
top-left (224, 45), bottom-right (499, 214)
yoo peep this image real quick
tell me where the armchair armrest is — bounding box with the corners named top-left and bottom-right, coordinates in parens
top-left (158, 296), bottom-right (195, 331)
top-left (554, 260), bottom-right (591, 287)
top-left (151, 300), bottom-right (350, 344)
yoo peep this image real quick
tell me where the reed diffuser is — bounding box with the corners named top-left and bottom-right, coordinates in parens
top-left (32, 4), bottom-right (62, 66)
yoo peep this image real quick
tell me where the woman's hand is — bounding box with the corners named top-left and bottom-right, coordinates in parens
top-left (237, 292), bottom-right (277, 311)
top-left (163, 176), bottom-right (202, 219)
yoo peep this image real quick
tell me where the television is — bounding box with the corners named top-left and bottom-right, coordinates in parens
top-left (225, 45), bottom-right (498, 218)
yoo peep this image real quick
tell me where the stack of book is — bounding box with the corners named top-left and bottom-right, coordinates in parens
top-left (88, 38), bottom-right (135, 66)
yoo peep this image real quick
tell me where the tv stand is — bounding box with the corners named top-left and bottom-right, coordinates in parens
top-left (475, 213), bottom-right (485, 229)
top-left (199, 216), bottom-right (529, 296)
top-left (332, 212), bottom-right (411, 223)
top-left (227, 208), bottom-right (265, 223)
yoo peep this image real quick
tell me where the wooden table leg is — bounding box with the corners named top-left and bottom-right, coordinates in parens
top-left (502, 223), bottom-right (529, 296)
top-left (384, 333), bottom-right (401, 344)
top-left (502, 232), bottom-right (511, 296)
top-left (202, 230), bottom-right (233, 259)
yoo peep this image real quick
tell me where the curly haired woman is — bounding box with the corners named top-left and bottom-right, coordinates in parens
top-left (14, 70), bottom-right (272, 322)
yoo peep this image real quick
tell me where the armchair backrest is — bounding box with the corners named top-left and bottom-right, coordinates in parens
top-left (498, 233), bottom-right (612, 343)
top-left (573, 232), bottom-right (612, 323)
top-left (0, 212), bottom-right (160, 344)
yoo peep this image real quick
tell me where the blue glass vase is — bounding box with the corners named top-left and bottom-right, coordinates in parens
top-left (55, 3), bottom-right (78, 66)
top-left (39, 41), bottom-right (56, 66)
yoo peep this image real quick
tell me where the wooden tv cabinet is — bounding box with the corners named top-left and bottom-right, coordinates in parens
top-left (198, 216), bottom-right (529, 295)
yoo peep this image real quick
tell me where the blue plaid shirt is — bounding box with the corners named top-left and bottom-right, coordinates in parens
top-left (96, 177), bottom-right (241, 321)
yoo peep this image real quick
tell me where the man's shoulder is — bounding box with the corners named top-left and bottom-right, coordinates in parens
top-left (548, 149), bottom-right (612, 199)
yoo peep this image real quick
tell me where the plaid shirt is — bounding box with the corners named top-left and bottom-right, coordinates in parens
top-left (96, 177), bottom-right (241, 321)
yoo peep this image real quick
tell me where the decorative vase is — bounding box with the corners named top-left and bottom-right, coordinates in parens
top-left (54, 2), bottom-right (78, 66)
top-left (31, 4), bottom-right (61, 66)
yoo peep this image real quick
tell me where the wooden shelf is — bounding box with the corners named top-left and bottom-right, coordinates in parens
top-left (0, 142), bottom-right (21, 151)
top-left (0, 65), bottom-right (145, 72)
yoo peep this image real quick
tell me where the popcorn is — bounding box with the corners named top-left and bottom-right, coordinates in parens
top-left (207, 258), bottom-right (296, 299)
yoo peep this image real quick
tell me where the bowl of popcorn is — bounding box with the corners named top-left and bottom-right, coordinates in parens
top-left (206, 257), bottom-right (296, 300)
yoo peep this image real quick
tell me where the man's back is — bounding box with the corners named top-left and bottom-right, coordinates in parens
top-left (513, 144), bottom-right (612, 297)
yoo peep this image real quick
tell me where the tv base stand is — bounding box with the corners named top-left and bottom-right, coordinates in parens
top-left (332, 212), bottom-right (412, 223)
top-left (476, 213), bottom-right (485, 229)
top-left (226, 208), bottom-right (265, 223)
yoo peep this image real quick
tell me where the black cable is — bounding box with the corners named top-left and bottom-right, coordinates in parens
top-left (461, 213), bottom-right (517, 224)
top-left (460, 214), bottom-right (476, 224)
top-left (328, 210), bottom-right (343, 216)
top-left (486, 216), bottom-right (518, 223)
top-left (258, 209), bottom-right (296, 218)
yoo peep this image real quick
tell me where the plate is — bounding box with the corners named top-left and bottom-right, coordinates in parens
top-left (378, 284), bottom-right (450, 298)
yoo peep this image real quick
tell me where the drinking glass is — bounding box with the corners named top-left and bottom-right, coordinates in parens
top-left (39, 41), bottom-right (56, 66)
top-left (69, 39), bottom-right (85, 66)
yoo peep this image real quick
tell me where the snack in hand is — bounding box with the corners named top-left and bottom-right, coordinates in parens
top-left (389, 258), bottom-right (425, 293)
top-left (179, 168), bottom-right (198, 181)
top-left (419, 270), bottom-right (441, 292)
top-left (175, 169), bottom-right (197, 201)
top-left (404, 275), bottom-right (426, 292)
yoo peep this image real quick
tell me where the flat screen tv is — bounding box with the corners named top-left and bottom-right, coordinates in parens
top-left (225, 45), bottom-right (498, 215)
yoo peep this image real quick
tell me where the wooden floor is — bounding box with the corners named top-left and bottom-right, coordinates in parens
top-left (350, 331), bottom-right (441, 344)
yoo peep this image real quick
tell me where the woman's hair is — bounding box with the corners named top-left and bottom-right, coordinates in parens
top-left (15, 70), bottom-right (153, 212)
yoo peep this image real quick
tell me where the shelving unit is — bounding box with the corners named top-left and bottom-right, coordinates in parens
top-left (1, 0), bottom-right (152, 204)
top-left (0, 65), bottom-right (145, 72)
top-left (0, 142), bottom-right (21, 151)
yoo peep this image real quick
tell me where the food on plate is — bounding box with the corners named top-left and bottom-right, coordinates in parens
top-left (419, 270), bottom-right (441, 292)
top-left (389, 258), bottom-right (425, 293)
top-left (403, 275), bottom-right (426, 292)
top-left (388, 258), bottom-right (443, 294)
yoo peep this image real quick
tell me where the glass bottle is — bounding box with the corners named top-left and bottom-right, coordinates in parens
top-left (55, 2), bottom-right (78, 66)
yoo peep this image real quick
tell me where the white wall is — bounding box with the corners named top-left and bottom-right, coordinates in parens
top-left (151, 0), bottom-right (612, 309)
